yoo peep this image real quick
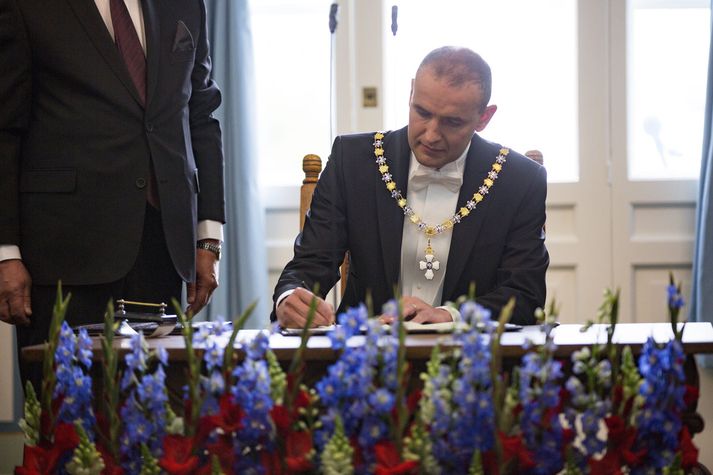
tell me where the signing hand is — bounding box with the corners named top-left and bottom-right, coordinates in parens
top-left (186, 247), bottom-right (219, 317)
top-left (276, 287), bottom-right (334, 328)
top-left (0, 259), bottom-right (32, 326)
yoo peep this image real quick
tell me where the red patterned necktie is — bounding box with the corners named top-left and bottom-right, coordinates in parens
top-left (110, 0), bottom-right (160, 207)
top-left (110, 0), bottom-right (146, 105)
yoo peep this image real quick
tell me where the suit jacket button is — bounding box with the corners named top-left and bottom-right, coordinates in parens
top-left (135, 178), bottom-right (147, 189)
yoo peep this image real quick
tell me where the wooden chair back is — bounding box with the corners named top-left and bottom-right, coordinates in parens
top-left (300, 154), bottom-right (349, 297)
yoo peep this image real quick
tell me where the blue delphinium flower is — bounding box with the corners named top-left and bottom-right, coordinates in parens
top-left (329, 303), bottom-right (368, 350)
top-left (121, 333), bottom-right (147, 391)
top-left (459, 301), bottom-right (492, 328)
top-left (54, 323), bottom-right (95, 438)
top-left (381, 299), bottom-right (399, 320)
top-left (192, 320), bottom-right (232, 416)
top-left (358, 415), bottom-right (388, 448)
top-left (76, 327), bottom-right (93, 367)
top-left (231, 333), bottom-right (275, 474)
top-left (369, 388), bottom-right (395, 413)
top-left (199, 339), bottom-right (225, 416)
top-left (315, 305), bottom-right (396, 472)
top-left (667, 284), bottom-right (685, 309)
top-left (631, 337), bottom-right (686, 473)
top-left (246, 330), bottom-right (270, 360)
top-left (316, 349), bottom-right (376, 437)
top-left (426, 302), bottom-right (496, 471)
top-left (204, 339), bottom-right (224, 372)
top-left (379, 332), bottom-right (400, 392)
top-left (427, 364), bottom-right (455, 463)
top-left (119, 332), bottom-right (168, 475)
top-left (518, 338), bottom-right (565, 474)
top-left (563, 346), bottom-right (612, 468)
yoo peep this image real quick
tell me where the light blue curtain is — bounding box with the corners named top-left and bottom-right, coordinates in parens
top-left (204, 0), bottom-right (269, 328)
top-left (690, 7), bottom-right (713, 367)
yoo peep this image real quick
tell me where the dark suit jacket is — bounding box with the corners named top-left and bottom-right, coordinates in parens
top-left (273, 127), bottom-right (548, 325)
top-left (0, 0), bottom-right (225, 284)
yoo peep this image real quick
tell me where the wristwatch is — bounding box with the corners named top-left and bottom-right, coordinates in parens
top-left (197, 240), bottom-right (221, 260)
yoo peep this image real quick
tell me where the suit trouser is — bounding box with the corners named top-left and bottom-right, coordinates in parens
top-left (15, 204), bottom-right (183, 395)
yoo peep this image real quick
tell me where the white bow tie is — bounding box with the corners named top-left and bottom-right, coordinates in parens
top-left (409, 166), bottom-right (463, 193)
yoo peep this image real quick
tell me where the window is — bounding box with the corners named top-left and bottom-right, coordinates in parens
top-left (250, 0), bottom-right (333, 187)
top-left (627, 0), bottom-right (710, 180)
top-left (382, 0), bottom-right (578, 182)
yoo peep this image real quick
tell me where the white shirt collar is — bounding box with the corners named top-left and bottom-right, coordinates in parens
top-left (408, 141), bottom-right (471, 181)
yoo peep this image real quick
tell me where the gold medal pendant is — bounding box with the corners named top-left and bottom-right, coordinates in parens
top-left (419, 239), bottom-right (440, 280)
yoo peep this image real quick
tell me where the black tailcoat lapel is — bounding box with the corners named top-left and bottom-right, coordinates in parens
top-left (376, 128), bottom-right (410, 289)
top-left (442, 134), bottom-right (495, 300)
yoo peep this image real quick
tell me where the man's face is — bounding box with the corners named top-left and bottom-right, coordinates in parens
top-left (407, 67), bottom-right (496, 169)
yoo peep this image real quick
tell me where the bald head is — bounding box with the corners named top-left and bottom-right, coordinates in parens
top-left (417, 47), bottom-right (492, 112)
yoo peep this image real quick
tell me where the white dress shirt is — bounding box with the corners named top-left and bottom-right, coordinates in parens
top-left (399, 143), bottom-right (471, 320)
top-left (0, 0), bottom-right (222, 263)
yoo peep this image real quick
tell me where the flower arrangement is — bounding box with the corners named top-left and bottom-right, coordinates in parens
top-left (16, 276), bottom-right (701, 474)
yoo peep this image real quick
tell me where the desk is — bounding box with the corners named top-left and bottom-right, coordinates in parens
top-left (21, 322), bottom-right (713, 362)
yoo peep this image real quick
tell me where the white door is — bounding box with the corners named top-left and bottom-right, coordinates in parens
top-left (545, 1), bottom-right (614, 324)
top-left (608, 0), bottom-right (706, 323)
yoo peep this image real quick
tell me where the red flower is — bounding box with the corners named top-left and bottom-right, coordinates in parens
top-left (373, 440), bottom-right (418, 475)
top-left (590, 453), bottom-right (625, 475)
top-left (197, 394), bottom-right (243, 443)
top-left (15, 445), bottom-right (57, 475)
top-left (683, 385), bottom-right (700, 408)
top-left (271, 405), bottom-right (291, 436)
top-left (271, 388), bottom-right (309, 436)
top-left (679, 426), bottom-right (699, 469)
top-left (159, 434), bottom-right (200, 475)
top-left (15, 423), bottom-right (79, 475)
top-left (556, 386), bottom-right (570, 413)
top-left (603, 415), bottom-right (646, 466)
top-left (285, 430), bottom-right (314, 472)
top-left (53, 423), bottom-right (80, 453)
top-left (591, 416), bottom-right (635, 475)
top-left (261, 450), bottom-right (285, 475)
top-left (258, 429), bottom-right (314, 474)
top-left (270, 389), bottom-right (310, 437)
top-left (498, 432), bottom-right (535, 471)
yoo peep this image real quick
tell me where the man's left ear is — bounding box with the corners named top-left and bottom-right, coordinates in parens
top-left (475, 105), bottom-right (497, 132)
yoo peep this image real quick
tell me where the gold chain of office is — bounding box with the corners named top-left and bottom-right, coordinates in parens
top-left (373, 131), bottom-right (508, 279)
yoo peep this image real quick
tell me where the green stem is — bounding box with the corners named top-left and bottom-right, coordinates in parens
top-left (101, 301), bottom-right (121, 461)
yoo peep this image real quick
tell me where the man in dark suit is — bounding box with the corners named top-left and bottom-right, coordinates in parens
top-left (0, 0), bottom-right (225, 384)
top-left (274, 46), bottom-right (548, 327)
